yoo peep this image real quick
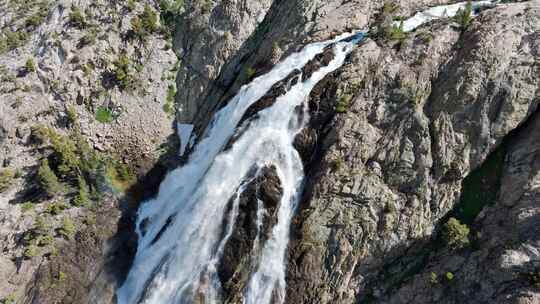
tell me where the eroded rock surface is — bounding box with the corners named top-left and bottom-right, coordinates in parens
top-left (172, 0), bottom-right (540, 303)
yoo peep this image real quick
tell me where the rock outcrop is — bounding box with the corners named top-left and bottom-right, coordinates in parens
top-left (1, 0), bottom-right (539, 303)
top-left (171, 0), bottom-right (540, 303)
top-left (0, 0), bottom-right (178, 302)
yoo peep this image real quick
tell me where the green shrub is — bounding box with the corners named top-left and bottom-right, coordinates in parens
top-left (386, 20), bottom-right (407, 43)
top-left (141, 4), bottom-right (159, 32)
top-left (336, 94), bottom-right (352, 113)
top-left (45, 201), bottom-right (68, 215)
top-left (106, 160), bottom-right (135, 191)
top-left (201, 0), bottom-right (213, 13)
top-left (332, 158), bottom-right (344, 172)
top-left (57, 271), bottom-right (67, 283)
top-left (78, 28), bottom-right (98, 47)
top-left (21, 202), bottom-right (35, 213)
top-left (49, 133), bottom-right (81, 176)
top-left (25, 57), bottom-right (36, 73)
top-left (131, 4), bottom-right (159, 40)
top-left (127, 0), bottom-right (136, 11)
top-left (529, 271), bottom-right (540, 288)
top-left (112, 53), bottom-right (134, 89)
top-left (245, 67), bottom-right (256, 79)
top-left (429, 272), bottom-right (439, 284)
top-left (73, 175), bottom-right (90, 207)
top-left (37, 233), bottom-right (54, 247)
top-left (68, 6), bottom-right (86, 29)
top-left (66, 105), bottom-right (78, 126)
top-left (1, 292), bottom-right (17, 304)
top-left (442, 217), bottom-right (470, 250)
top-left (0, 29), bottom-right (30, 54)
top-left (24, 244), bottom-right (40, 258)
top-left (0, 169), bottom-right (15, 193)
top-left (95, 107), bottom-right (114, 123)
top-left (59, 217), bottom-right (76, 240)
top-left (25, 11), bottom-right (47, 28)
top-left (30, 125), bottom-right (52, 145)
top-left (160, 0), bottom-right (184, 28)
top-left (445, 272), bottom-right (454, 281)
top-left (382, 2), bottom-right (399, 15)
top-left (454, 1), bottom-right (473, 30)
top-left (34, 215), bottom-right (52, 236)
top-left (38, 159), bottom-right (63, 196)
top-left (163, 84), bottom-right (176, 115)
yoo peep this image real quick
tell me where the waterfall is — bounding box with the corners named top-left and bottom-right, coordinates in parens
top-left (117, 2), bottom-right (497, 303)
top-left (117, 33), bottom-right (357, 304)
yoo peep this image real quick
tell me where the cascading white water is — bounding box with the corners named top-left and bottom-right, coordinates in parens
top-left (117, 2), bottom-right (497, 303)
top-left (117, 33), bottom-right (357, 304)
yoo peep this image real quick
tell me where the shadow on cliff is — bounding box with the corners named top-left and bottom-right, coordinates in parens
top-left (104, 130), bottom-right (182, 292)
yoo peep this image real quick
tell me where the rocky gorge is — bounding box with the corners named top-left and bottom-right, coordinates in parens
top-left (0, 0), bottom-right (539, 303)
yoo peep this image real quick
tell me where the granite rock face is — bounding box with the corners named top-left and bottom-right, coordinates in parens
top-left (1, 0), bottom-right (539, 303)
top-left (172, 0), bottom-right (540, 303)
top-left (0, 0), bottom-right (177, 302)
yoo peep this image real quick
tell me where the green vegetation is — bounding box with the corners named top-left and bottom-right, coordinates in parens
top-left (25, 10), bottom-right (48, 28)
top-left (1, 292), bottom-right (17, 304)
top-left (130, 4), bottom-right (159, 40)
top-left (21, 202), bottom-right (35, 213)
top-left (38, 160), bottom-right (63, 197)
top-left (24, 244), bottom-right (40, 258)
top-left (127, 0), bottom-right (136, 12)
top-left (73, 175), bottom-right (90, 207)
top-left (442, 217), bottom-right (470, 250)
top-left (429, 272), bottom-right (439, 284)
top-left (25, 57), bottom-right (36, 73)
top-left (78, 28), bottom-right (98, 48)
top-left (386, 20), bottom-right (407, 44)
top-left (445, 272), bottom-right (454, 281)
top-left (417, 31), bottom-right (434, 44)
top-left (332, 158), bottom-right (344, 172)
top-left (201, 0), bottom-right (213, 13)
top-left (0, 169), bottom-right (15, 193)
top-left (37, 233), bottom-right (54, 247)
top-left (31, 125), bottom-right (135, 205)
top-left (45, 201), bottom-right (68, 215)
top-left (454, 1), bottom-right (473, 30)
top-left (336, 94), bottom-right (352, 113)
top-left (112, 53), bottom-right (135, 90)
top-left (245, 67), bottom-right (257, 79)
top-left (57, 271), bottom-right (67, 283)
top-left (529, 271), bottom-right (540, 288)
top-left (382, 2), bottom-right (399, 15)
top-left (66, 105), bottom-right (78, 126)
top-left (59, 217), bottom-right (76, 240)
top-left (160, 0), bottom-right (184, 29)
top-left (68, 5), bottom-right (86, 29)
top-left (452, 145), bottom-right (506, 224)
top-left (106, 160), bottom-right (135, 192)
top-left (163, 84), bottom-right (176, 115)
top-left (95, 106), bottom-right (114, 123)
top-left (0, 29), bottom-right (30, 54)
top-left (34, 215), bottom-right (52, 236)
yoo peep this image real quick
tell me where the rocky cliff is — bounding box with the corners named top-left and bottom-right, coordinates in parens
top-left (0, 0), bottom-right (539, 303)
top-left (173, 0), bottom-right (539, 303)
top-left (0, 0), bottom-right (178, 302)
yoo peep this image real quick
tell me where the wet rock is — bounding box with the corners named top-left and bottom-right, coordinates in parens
top-left (218, 165), bottom-right (283, 299)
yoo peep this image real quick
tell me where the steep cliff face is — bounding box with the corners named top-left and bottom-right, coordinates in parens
top-left (286, 2), bottom-right (540, 303)
top-left (1, 0), bottom-right (539, 303)
top-left (173, 0), bottom-right (540, 303)
top-left (0, 0), bottom-right (178, 302)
